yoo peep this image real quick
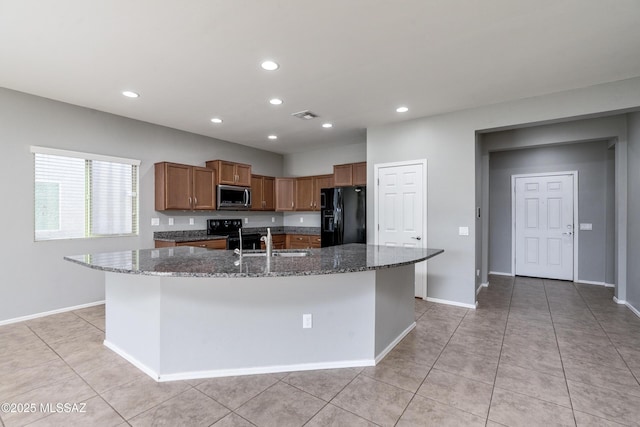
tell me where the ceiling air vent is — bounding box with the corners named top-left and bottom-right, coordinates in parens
top-left (291, 110), bottom-right (318, 120)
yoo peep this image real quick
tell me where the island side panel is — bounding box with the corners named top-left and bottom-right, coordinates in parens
top-left (374, 264), bottom-right (416, 359)
top-left (158, 271), bottom-right (377, 379)
top-left (104, 272), bottom-right (162, 378)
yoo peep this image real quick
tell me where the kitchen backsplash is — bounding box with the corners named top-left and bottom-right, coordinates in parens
top-left (151, 211), bottom-right (320, 232)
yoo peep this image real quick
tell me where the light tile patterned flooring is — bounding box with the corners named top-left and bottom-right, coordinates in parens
top-left (2, 275), bottom-right (640, 426)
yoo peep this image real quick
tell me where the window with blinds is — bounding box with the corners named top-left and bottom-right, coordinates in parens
top-left (31, 146), bottom-right (140, 241)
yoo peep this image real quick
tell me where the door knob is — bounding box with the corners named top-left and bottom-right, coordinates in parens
top-left (562, 231), bottom-right (574, 236)
top-left (411, 236), bottom-right (422, 240)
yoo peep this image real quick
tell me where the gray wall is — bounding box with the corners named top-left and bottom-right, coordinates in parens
top-left (0, 88), bottom-right (283, 322)
top-left (487, 141), bottom-right (614, 283)
top-left (281, 140), bottom-right (366, 228)
top-left (627, 112), bottom-right (640, 310)
top-left (367, 76), bottom-right (640, 307)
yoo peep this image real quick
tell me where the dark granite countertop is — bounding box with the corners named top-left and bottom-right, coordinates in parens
top-left (65, 244), bottom-right (444, 278)
top-left (154, 227), bottom-right (321, 243)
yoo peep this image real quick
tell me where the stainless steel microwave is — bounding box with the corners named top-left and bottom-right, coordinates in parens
top-left (217, 185), bottom-right (252, 210)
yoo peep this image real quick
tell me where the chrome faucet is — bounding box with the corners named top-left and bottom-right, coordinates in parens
top-left (261, 228), bottom-right (272, 257)
top-left (234, 228), bottom-right (243, 257)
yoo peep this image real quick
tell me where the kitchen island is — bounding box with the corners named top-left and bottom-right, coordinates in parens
top-left (65, 244), bottom-right (443, 382)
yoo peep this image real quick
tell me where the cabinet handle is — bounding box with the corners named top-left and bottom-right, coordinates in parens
top-left (188, 197), bottom-right (192, 206)
top-left (194, 197), bottom-right (198, 206)
top-left (291, 201), bottom-right (294, 208)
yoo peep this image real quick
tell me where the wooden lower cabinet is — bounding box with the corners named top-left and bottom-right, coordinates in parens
top-left (155, 239), bottom-right (227, 249)
top-left (286, 234), bottom-right (321, 249)
top-left (260, 234), bottom-right (286, 250)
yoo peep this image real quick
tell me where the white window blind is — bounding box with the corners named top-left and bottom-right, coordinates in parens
top-left (31, 146), bottom-right (140, 241)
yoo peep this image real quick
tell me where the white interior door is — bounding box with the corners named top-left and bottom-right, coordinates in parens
top-left (514, 174), bottom-right (574, 280)
top-left (376, 160), bottom-right (427, 298)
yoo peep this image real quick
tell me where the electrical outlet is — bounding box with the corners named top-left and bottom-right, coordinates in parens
top-left (300, 217), bottom-right (304, 223)
top-left (244, 217), bottom-right (249, 224)
top-left (189, 218), bottom-right (195, 225)
top-left (151, 218), bottom-right (160, 226)
top-left (168, 218), bottom-right (174, 226)
top-left (458, 226), bottom-right (469, 236)
top-left (272, 217), bottom-right (275, 223)
top-left (302, 314), bottom-right (312, 329)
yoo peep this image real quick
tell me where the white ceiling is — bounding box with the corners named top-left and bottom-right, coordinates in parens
top-left (2, 1), bottom-right (640, 154)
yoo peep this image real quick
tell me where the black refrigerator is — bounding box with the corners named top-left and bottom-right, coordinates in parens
top-left (321, 186), bottom-right (366, 247)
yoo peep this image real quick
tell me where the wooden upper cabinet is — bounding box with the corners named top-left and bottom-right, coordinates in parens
top-left (262, 176), bottom-right (275, 210)
top-left (155, 162), bottom-right (216, 211)
top-left (333, 162), bottom-right (366, 186)
top-left (295, 177), bottom-right (314, 211)
top-left (205, 160), bottom-right (252, 186)
top-left (275, 178), bottom-right (296, 211)
top-left (192, 167), bottom-right (216, 209)
top-left (333, 164), bottom-right (353, 187)
top-left (352, 162), bottom-right (367, 186)
top-left (294, 174), bottom-right (333, 211)
top-left (251, 175), bottom-right (275, 211)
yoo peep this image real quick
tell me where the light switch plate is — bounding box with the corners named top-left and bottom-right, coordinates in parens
top-left (168, 218), bottom-right (174, 226)
top-left (302, 314), bottom-right (312, 329)
top-left (244, 217), bottom-right (248, 224)
top-left (189, 218), bottom-right (195, 225)
top-left (151, 218), bottom-right (160, 226)
top-left (459, 226), bottom-right (469, 236)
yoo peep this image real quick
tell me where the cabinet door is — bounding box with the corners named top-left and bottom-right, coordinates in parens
top-left (295, 177), bottom-right (314, 211)
top-left (353, 162), bottom-right (367, 186)
top-left (263, 176), bottom-right (275, 211)
top-left (250, 175), bottom-right (264, 211)
top-left (235, 164), bottom-right (252, 186)
top-left (310, 235), bottom-right (322, 248)
top-left (177, 239), bottom-right (227, 249)
top-left (313, 175), bottom-right (333, 210)
top-left (287, 234), bottom-right (311, 249)
top-left (156, 162), bottom-right (193, 210)
top-left (216, 161), bottom-right (237, 185)
top-left (275, 178), bottom-right (296, 211)
top-left (333, 164), bottom-right (353, 186)
top-left (192, 167), bottom-right (216, 210)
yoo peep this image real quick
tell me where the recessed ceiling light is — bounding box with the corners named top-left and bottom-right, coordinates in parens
top-left (322, 123), bottom-right (333, 128)
top-left (210, 117), bottom-right (223, 124)
top-left (268, 135), bottom-right (278, 140)
top-left (122, 91), bottom-right (139, 98)
top-left (396, 106), bottom-right (409, 113)
top-left (269, 98), bottom-right (283, 105)
top-left (261, 60), bottom-right (279, 71)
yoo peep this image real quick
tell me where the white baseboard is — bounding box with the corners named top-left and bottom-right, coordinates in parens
top-left (576, 279), bottom-right (606, 286)
top-left (105, 339), bottom-right (376, 383)
top-left (375, 322), bottom-right (416, 364)
top-left (426, 297), bottom-right (477, 310)
top-left (605, 283), bottom-right (616, 288)
top-left (476, 283), bottom-right (489, 296)
top-left (0, 300), bottom-right (105, 326)
top-left (626, 302), bottom-right (640, 318)
top-left (488, 271), bottom-right (513, 277)
top-left (612, 297), bottom-right (640, 319)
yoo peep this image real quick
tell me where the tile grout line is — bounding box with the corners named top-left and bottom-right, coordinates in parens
top-left (542, 278), bottom-right (577, 426)
top-left (484, 274), bottom-right (515, 426)
top-left (391, 304), bottom-right (468, 426)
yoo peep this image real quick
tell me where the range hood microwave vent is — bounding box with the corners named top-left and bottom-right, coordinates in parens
top-left (291, 110), bottom-right (318, 120)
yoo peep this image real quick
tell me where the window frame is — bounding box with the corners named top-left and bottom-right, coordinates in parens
top-left (31, 146), bottom-right (141, 241)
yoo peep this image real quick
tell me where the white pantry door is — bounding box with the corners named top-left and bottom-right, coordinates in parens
top-left (514, 174), bottom-right (574, 280)
top-left (376, 160), bottom-right (427, 297)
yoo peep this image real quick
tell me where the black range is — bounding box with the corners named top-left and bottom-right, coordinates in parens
top-left (207, 219), bottom-right (262, 250)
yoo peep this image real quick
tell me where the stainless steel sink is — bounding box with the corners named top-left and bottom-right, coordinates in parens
top-left (235, 250), bottom-right (311, 257)
top-left (272, 250), bottom-right (310, 257)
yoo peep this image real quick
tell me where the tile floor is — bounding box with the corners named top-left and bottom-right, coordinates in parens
top-left (1, 275), bottom-right (640, 426)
